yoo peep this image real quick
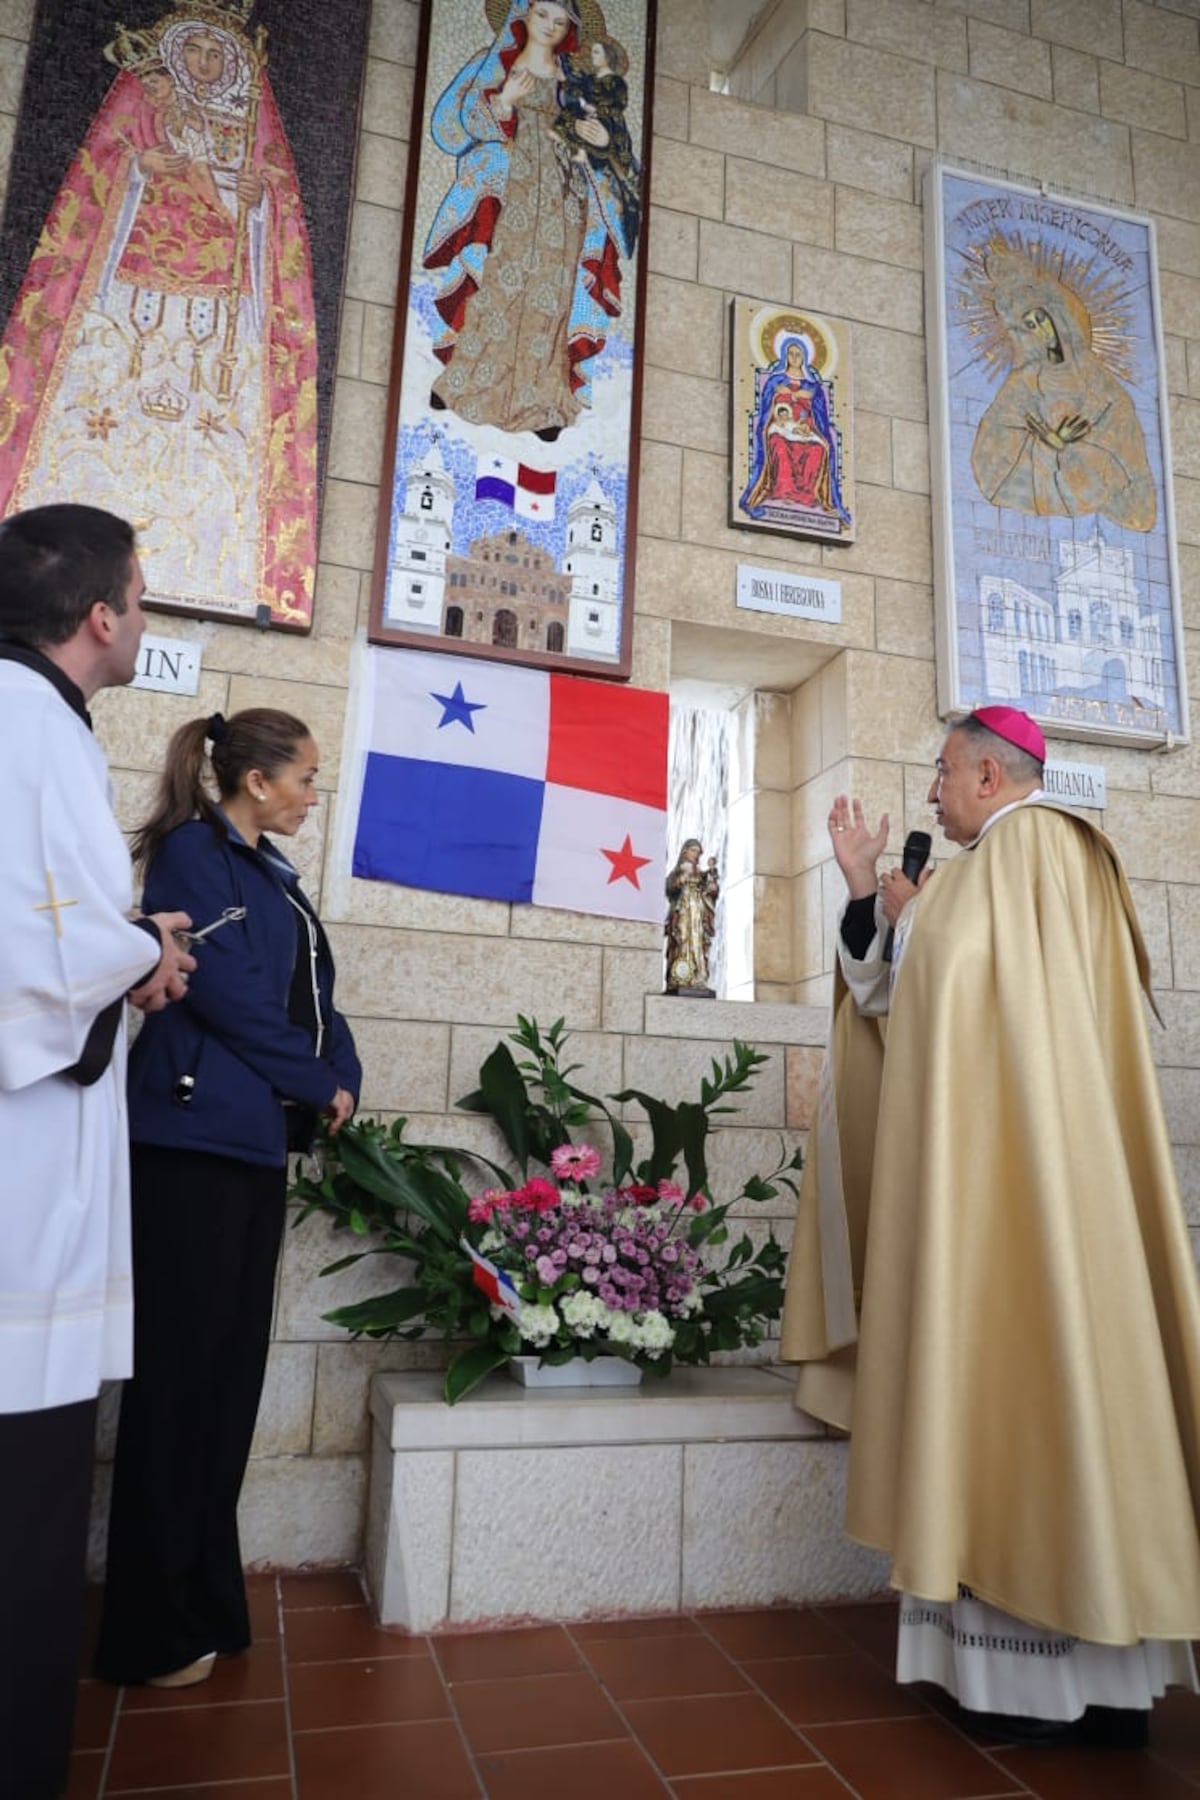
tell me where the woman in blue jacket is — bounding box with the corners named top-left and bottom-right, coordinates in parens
top-left (95, 708), bottom-right (361, 1689)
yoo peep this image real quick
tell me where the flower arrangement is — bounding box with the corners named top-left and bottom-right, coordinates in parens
top-left (292, 1017), bottom-right (801, 1403)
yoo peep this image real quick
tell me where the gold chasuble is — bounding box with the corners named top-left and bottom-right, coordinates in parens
top-left (783, 801), bottom-right (1200, 1647)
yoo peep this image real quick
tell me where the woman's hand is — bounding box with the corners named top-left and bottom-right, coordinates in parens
top-left (496, 67), bottom-right (536, 116)
top-left (324, 1087), bottom-right (356, 1136)
top-left (827, 795), bottom-right (888, 900)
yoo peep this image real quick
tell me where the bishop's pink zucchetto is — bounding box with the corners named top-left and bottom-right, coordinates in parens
top-left (967, 705), bottom-right (1046, 766)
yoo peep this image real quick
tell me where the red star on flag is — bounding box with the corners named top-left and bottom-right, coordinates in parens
top-left (601, 834), bottom-right (651, 888)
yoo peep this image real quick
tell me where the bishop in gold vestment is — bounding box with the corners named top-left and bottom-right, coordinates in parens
top-left (781, 707), bottom-right (1200, 1737)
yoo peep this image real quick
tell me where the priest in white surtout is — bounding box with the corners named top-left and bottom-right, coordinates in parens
top-left (0, 505), bottom-right (192, 1800)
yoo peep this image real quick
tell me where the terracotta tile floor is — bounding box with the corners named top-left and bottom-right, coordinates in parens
top-left (68, 1577), bottom-right (1200, 1798)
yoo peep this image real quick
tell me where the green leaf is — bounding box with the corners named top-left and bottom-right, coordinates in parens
top-left (470, 1042), bottom-right (533, 1173)
top-left (322, 1286), bottom-right (430, 1333)
top-left (444, 1341), bottom-right (510, 1404)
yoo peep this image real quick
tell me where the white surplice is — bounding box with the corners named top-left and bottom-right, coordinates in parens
top-left (0, 660), bottom-right (159, 1412)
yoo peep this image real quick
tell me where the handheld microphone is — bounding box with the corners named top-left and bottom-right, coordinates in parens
top-left (881, 829), bottom-right (932, 964)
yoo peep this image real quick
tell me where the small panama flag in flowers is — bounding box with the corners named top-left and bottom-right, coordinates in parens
top-left (460, 1239), bottom-right (521, 1317)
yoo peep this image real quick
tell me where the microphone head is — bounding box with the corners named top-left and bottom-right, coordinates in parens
top-left (901, 830), bottom-right (932, 880)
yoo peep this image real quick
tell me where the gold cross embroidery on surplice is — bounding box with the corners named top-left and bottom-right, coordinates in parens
top-left (33, 869), bottom-right (79, 937)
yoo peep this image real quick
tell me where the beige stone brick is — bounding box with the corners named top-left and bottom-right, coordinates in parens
top-left (317, 477), bottom-right (380, 572)
top-left (1129, 879), bottom-right (1172, 988)
top-left (1169, 882), bottom-right (1200, 988)
top-left (1178, 472), bottom-right (1200, 543)
top-left (1190, 341), bottom-right (1200, 399)
top-left (819, 657), bottom-right (849, 770)
top-left (621, 1034), bottom-right (785, 1126)
top-left (644, 275), bottom-right (725, 379)
top-left (635, 439), bottom-right (684, 540)
top-left (689, 88), bottom-right (827, 178)
top-left (854, 410), bottom-right (894, 487)
top-left (629, 614), bottom-right (672, 691)
top-left (937, 73), bottom-right (1134, 201)
top-left (804, 33), bottom-right (937, 145)
top-left (829, 485), bottom-right (933, 585)
top-left (752, 787), bottom-right (794, 879)
top-left (641, 367), bottom-right (727, 456)
top-left (329, 923), bottom-right (603, 1032)
top-left (345, 201), bottom-right (406, 305)
top-left (809, 0), bottom-right (847, 35)
top-left (93, 672), bottom-right (230, 776)
top-left (1050, 43), bottom-right (1099, 113)
top-left (239, 1456), bottom-right (366, 1568)
top-left (792, 676), bottom-right (823, 777)
top-left (1137, 133), bottom-right (1200, 225)
top-left (791, 245), bottom-right (923, 336)
top-left (651, 135), bottom-right (725, 221)
top-left (698, 219), bottom-right (794, 303)
top-left (0, 113), bottom-right (13, 215)
top-left (846, 0), bottom-right (968, 70)
top-left (1105, 790), bottom-right (1200, 884)
top-left (785, 1044), bottom-right (824, 1128)
top-left (508, 904), bottom-right (661, 953)
top-left (190, 619), bottom-right (352, 688)
top-left (349, 1019), bottom-right (452, 1114)
top-left (834, 187), bottom-right (923, 270)
top-left (792, 862), bottom-right (825, 981)
top-left (753, 691), bottom-right (795, 791)
top-left (362, 55), bottom-right (414, 141)
top-left (853, 322), bottom-right (928, 422)
top-left (361, 303), bottom-right (398, 386)
top-left (892, 417), bottom-right (931, 494)
top-left (935, 0), bottom-right (1035, 33)
top-left (648, 207), bottom-right (699, 281)
top-left (336, 299), bottom-right (364, 381)
top-left (1157, 215), bottom-right (1200, 280)
top-left (327, 873), bottom-right (509, 936)
top-left (726, 158), bottom-right (835, 249)
top-left (657, 0), bottom-right (713, 83)
top-left (1179, 543), bottom-right (1200, 630)
top-left (448, 1024), bottom-right (624, 1123)
top-left (0, 2), bottom-right (34, 40)
top-left (0, 33), bottom-right (25, 112)
top-left (313, 564), bottom-right (363, 644)
top-left (1171, 395), bottom-right (1200, 478)
top-left (356, 131), bottom-right (406, 209)
top-left (753, 874), bottom-right (794, 983)
top-left (875, 578), bottom-right (935, 660)
top-left (312, 1342), bottom-right (451, 1456)
top-left (655, 76), bottom-right (690, 143)
top-left (601, 947), bottom-right (663, 1031)
top-left (844, 651), bottom-right (940, 763)
top-left (1124, 0), bottom-right (1200, 86)
top-left (794, 755), bottom-right (906, 873)
top-left (967, 17), bottom-right (1053, 98)
top-left (1161, 267), bottom-right (1200, 338)
top-left (1101, 61), bottom-right (1188, 139)
top-left (370, 0), bottom-right (420, 65)
top-left (227, 675), bottom-right (348, 780)
top-left (826, 123), bottom-right (914, 201)
top-left (328, 378), bottom-right (390, 485)
top-left (250, 1345), bottom-right (318, 1458)
top-left (1030, 0), bottom-right (1122, 62)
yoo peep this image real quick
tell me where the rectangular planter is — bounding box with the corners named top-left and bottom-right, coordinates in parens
top-left (508, 1355), bottom-right (642, 1388)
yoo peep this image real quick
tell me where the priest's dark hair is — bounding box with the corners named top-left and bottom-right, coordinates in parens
top-left (0, 504), bottom-right (135, 647)
top-left (132, 707), bottom-right (311, 870)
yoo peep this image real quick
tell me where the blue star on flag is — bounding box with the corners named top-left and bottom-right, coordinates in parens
top-left (431, 681), bottom-right (486, 732)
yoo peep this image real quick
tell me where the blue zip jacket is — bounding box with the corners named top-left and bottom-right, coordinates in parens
top-left (128, 818), bottom-right (361, 1167)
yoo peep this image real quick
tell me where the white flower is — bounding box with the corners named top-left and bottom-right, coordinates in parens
top-left (631, 1310), bottom-right (675, 1354)
top-left (516, 1302), bottom-right (559, 1348)
top-left (561, 1291), bottom-right (607, 1337)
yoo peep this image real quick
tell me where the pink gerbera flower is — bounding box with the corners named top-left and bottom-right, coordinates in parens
top-left (550, 1143), bottom-right (602, 1181)
top-left (521, 1176), bottom-right (562, 1213)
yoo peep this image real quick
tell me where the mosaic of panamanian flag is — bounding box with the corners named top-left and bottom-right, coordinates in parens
top-left (352, 649), bottom-right (668, 922)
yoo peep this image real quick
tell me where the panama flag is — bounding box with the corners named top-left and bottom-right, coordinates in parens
top-left (351, 649), bottom-right (667, 922)
top-left (474, 452), bottom-right (557, 521)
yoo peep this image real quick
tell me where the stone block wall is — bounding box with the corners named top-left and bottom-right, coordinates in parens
top-left (2, 0), bottom-right (1199, 1566)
